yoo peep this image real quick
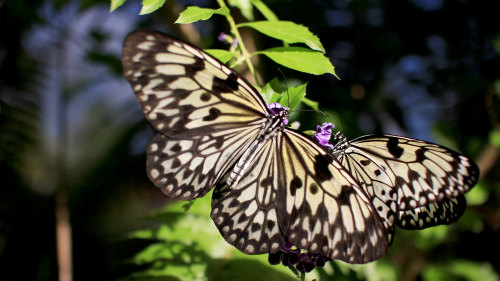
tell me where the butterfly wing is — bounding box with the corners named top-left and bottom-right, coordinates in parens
top-left (211, 133), bottom-right (285, 255)
top-left (335, 149), bottom-right (397, 243)
top-left (212, 129), bottom-right (389, 263)
top-left (122, 31), bottom-right (270, 199)
top-left (397, 195), bottom-right (467, 229)
top-left (279, 130), bottom-right (389, 263)
top-left (345, 135), bottom-right (479, 210)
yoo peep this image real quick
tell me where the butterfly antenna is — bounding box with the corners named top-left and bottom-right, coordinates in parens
top-left (277, 68), bottom-right (290, 108)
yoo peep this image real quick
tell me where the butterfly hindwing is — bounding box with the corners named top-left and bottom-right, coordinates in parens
top-left (397, 195), bottom-right (467, 229)
top-left (211, 132), bottom-right (285, 255)
top-left (147, 126), bottom-right (261, 199)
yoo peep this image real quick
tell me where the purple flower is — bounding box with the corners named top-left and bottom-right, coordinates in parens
top-left (218, 32), bottom-right (228, 42)
top-left (266, 102), bottom-right (289, 125)
top-left (313, 122), bottom-right (335, 150)
top-left (268, 241), bottom-right (331, 273)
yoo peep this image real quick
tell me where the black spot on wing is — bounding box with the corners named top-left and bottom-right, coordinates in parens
top-left (200, 92), bottom-right (211, 101)
top-left (415, 148), bottom-right (426, 162)
top-left (337, 185), bottom-right (353, 205)
top-left (387, 137), bottom-right (404, 158)
top-left (212, 73), bottom-right (239, 92)
top-left (203, 107), bottom-right (221, 121)
top-left (310, 183), bottom-right (319, 194)
top-left (360, 159), bottom-right (371, 166)
top-left (170, 143), bottom-right (182, 152)
top-left (314, 155), bottom-right (333, 182)
top-left (290, 176), bottom-right (303, 196)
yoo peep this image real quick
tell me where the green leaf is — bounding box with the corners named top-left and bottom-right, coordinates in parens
top-left (261, 79), bottom-right (283, 103)
top-left (204, 49), bottom-right (234, 64)
top-left (109, 0), bottom-right (126, 12)
top-left (139, 0), bottom-right (167, 15)
top-left (301, 97), bottom-right (319, 111)
top-left (175, 6), bottom-right (229, 24)
top-left (250, 0), bottom-right (279, 21)
top-left (238, 21), bottom-right (325, 52)
top-left (257, 47), bottom-right (337, 77)
top-left (278, 82), bottom-right (307, 111)
top-left (228, 0), bottom-right (254, 20)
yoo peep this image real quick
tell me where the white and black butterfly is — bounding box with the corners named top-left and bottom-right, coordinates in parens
top-left (122, 31), bottom-right (389, 264)
top-left (331, 132), bottom-right (479, 241)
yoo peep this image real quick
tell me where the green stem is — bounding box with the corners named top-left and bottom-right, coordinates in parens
top-left (216, 0), bottom-right (261, 89)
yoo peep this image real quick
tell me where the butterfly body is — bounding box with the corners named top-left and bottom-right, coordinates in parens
top-left (122, 31), bottom-right (389, 264)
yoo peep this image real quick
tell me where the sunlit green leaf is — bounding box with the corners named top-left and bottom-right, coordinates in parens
top-left (250, 0), bottom-right (279, 21)
top-left (175, 6), bottom-right (229, 24)
top-left (261, 78), bottom-right (283, 103)
top-left (139, 0), bottom-right (166, 15)
top-left (302, 97), bottom-right (319, 111)
top-left (238, 21), bottom-right (324, 52)
top-left (109, 0), bottom-right (126, 12)
top-left (204, 49), bottom-right (234, 64)
top-left (278, 82), bottom-right (307, 111)
top-left (257, 47), bottom-right (337, 76)
top-left (228, 0), bottom-right (254, 20)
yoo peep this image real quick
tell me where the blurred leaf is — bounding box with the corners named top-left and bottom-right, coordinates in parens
top-left (204, 49), bottom-right (234, 64)
top-left (239, 21), bottom-right (325, 52)
top-left (257, 47), bottom-right (336, 76)
top-left (302, 97), bottom-right (319, 111)
top-left (250, 0), bottom-right (279, 21)
top-left (423, 260), bottom-right (498, 281)
top-left (175, 6), bottom-right (229, 24)
top-left (228, 0), bottom-right (254, 20)
top-left (465, 182), bottom-right (489, 206)
top-left (489, 129), bottom-right (500, 148)
top-left (140, 0), bottom-right (167, 15)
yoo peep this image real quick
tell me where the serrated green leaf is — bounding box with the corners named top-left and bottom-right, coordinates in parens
top-left (239, 21), bottom-right (324, 52)
top-left (204, 49), bottom-right (234, 64)
top-left (109, 0), bottom-right (126, 12)
top-left (261, 78), bottom-right (284, 103)
top-left (250, 0), bottom-right (279, 21)
top-left (302, 97), bottom-right (319, 111)
top-left (278, 82), bottom-right (307, 111)
top-left (228, 0), bottom-right (254, 20)
top-left (257, 47), bottom-right (337, 77)
top-left (175, 6), bottom-right (229, 24)
top-left (139, 0), bottom-right (166, 15)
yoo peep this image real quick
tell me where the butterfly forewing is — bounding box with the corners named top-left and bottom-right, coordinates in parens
top-left (344, 135), bottom-right (479, 210)
top-left (279, 130), bottom-right (389, 264)
top-left (122, 31), bottom-right (269, 138)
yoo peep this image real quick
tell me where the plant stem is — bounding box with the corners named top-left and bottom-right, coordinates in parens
top-left (216, 0), bottom-right (261, 89)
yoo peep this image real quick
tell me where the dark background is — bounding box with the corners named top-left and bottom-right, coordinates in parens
top-left (1, 0), bottom-right (499, 280)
